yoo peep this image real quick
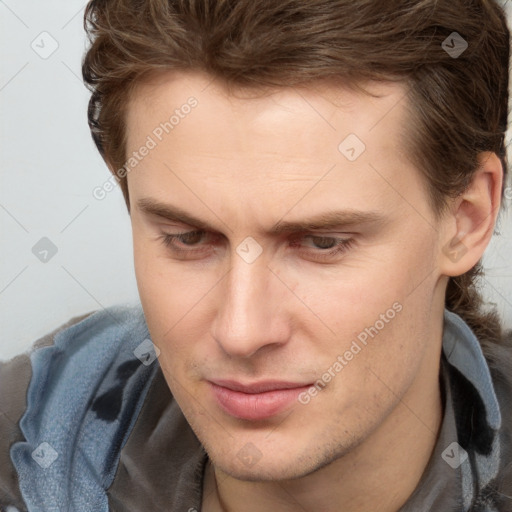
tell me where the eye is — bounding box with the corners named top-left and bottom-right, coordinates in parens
top-left (304, 235), bottom-right (338, 250)
top-left (165, 231), bottom-right (205, 246)
top-left (291, 235), bottom-right (354, 262)
top-left (160, 230), bottom-right (216, 259)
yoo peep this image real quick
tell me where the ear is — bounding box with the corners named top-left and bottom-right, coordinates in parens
top-left (439, 151), bottom-right (503, 276)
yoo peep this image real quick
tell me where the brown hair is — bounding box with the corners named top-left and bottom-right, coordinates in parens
top-left (82, 0), bottom-right (510, 345)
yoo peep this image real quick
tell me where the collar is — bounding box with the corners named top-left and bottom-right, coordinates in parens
top-left (400, 310), bottom-right (503, 511)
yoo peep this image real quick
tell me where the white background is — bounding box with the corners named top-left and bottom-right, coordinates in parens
top-left (1, 1), bottom-right (512, 361)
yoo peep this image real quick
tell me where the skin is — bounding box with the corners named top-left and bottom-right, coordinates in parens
top-left (123, 70), bottom-right (502, 512)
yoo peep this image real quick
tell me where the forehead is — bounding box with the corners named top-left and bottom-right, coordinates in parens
top-left (124, 71), bottom-right (431, 226)
top-left (126, 71), bottom-right (410, 155)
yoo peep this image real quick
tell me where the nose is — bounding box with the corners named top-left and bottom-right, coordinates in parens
top-left (211, 254), bottom-right (291, 358)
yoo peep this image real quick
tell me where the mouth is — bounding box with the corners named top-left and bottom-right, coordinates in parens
top-left (208, 379), bottom-right (312, 420)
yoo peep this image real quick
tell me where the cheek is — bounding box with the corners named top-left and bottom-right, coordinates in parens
top-left (276, 255), bottom-right (408, 338)
top-left (133, 235), bottom-right (209, 324)
top-left (280, 239), bottom-right (436, 382)
top-left (132, 238), bottom-right (221, 377)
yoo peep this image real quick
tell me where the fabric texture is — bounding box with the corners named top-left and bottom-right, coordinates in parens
top-left (5, 306), bottom-right (159, 512)
top-left (0, 304), bottom-right (511, 511)
top-left (0, 312), bottom-right (94, 511)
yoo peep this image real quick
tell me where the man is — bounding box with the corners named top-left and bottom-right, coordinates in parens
top-left (1, 0), bottom-right (511, 510)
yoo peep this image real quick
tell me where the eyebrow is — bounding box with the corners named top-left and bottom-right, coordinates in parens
top-left (136, 197), bottom-right (385, 235)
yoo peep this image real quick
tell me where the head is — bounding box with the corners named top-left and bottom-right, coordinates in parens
top-left (82, 0), bottom-right (509, 480)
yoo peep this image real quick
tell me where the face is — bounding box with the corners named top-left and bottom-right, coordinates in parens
top-left (125, 71), bottom-right (449, 480)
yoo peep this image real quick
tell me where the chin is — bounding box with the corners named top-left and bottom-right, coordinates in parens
top-left (216, 459), bottom-right (311, 482)
top-left (207, 442), bottom-right (343, 482)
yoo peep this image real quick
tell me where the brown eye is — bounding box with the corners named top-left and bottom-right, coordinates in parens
top-left (306, 236), bottom-right (337, 250)
top-left (290, 234), bottom-right (354, 263)
top-left (179, 231), bottom-right (205, 245)
top-left (160, 230), bottom-right (219, 261)
top-left (161, 231), bottom-right (207, 248)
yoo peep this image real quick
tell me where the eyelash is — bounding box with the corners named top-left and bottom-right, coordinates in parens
top-left (160, 231), bottom-right (354, 262)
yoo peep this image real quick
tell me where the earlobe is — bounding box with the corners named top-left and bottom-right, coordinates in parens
top-left (440, 151), bottom-right (503, 277)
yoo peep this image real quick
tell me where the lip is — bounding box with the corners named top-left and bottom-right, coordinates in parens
top-left (208, 379), bottom-right (312, 420)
